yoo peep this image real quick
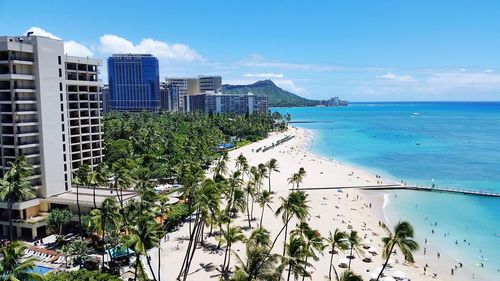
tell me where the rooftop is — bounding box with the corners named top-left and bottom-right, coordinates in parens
top-left (47, 187), bottom-right (137, 207)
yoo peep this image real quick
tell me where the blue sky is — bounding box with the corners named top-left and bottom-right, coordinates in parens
top-left (1, 0), bottom-right (500, 101)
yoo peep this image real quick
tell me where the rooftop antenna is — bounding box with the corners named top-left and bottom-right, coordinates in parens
top-left (26, 31), bottom-right (34, 37)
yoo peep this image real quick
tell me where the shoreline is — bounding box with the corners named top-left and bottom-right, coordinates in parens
top-left (296, 127), bottom-right (489, 281)
top-left (150, 126), bottom-right (484, 280)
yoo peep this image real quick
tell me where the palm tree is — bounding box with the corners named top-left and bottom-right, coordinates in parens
top-left (377, 221), bottom-right (419, 280)
top-left (47, 208), bottom-right (73, 238)
top-left (285, 235), bottom-right (310, 281)
top-left (256, 190), bottom-right (274, 227)
top-left (221, 226), bottom-right (246, 277)
top-left (90, 198), bottom-right (121, 268)
top-left (94, 163), bottom-right (111, 209)
top-left (232, 238), bottom-right (283, 281)
top-left (67, 239), bottom-right (92, 268)
top-left (339, 270), bottom-right (363, 281)
top-left (287, 173), bottom-right (299, 190)
top-left (249, 227), bottom-right (271, 247)
top-left (265, 158), bottom-right (280, 192)
top-left (274, 191), bottom-right (311, 256)
top-left (326, 229), bottom-right (349, 281)
top-left (72, 164), bottom-right (92, 239)
top-left (347, 230), bottom-right (363, 270)
top-left (296, 168), bottom-right (306, 189)
top-left (0, 156), bottom-right (35, 241)
top-left (124, 215), bottom-right (162, 281)
top-left (291, 222), bottom-right (324, 281)
top-left (0, 241), bottom-right (43, 280)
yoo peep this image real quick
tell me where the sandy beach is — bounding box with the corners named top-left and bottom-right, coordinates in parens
top-left (146, 127), bottom-right (478, 281)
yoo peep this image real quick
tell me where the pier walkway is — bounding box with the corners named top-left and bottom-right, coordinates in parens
top-left (294, 184), bottom-right (500, 198)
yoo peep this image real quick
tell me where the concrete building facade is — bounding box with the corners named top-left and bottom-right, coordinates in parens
top-left (185, 92), bottom-right (268, 114)
top-left (0, 35), bottom-right (104, 239)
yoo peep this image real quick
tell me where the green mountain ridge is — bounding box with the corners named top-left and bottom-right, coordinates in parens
top-left (222, 79), bottom-right (320, 107)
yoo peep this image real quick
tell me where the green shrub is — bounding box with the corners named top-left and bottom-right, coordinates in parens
top-left (165, 203), bottom-right (190, 232)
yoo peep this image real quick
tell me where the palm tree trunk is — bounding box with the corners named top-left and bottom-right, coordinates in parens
top-left (348, 244), bottom-right (353, 270)
top-left (376, 243), bottom-right (396, 280)
top-left (282, 212), bottom-right (289, 256)
top-left (146, 254), bottom-right (157, 281)
top-left (177, 214), bottom-right (199, 280)
top-left (7, 192), bottom-right (13, 241)
top-left (134, 252), bottom-right (141, 281)
top-left (286, 262), bottom-right (292, 281)
top-left (157, 246), bottom-right (161, 281)
top-left (93, 184), bottom-right (97, 209)
top-left (222, 242), bottom-right (229, 275)
top-left (328, 243), bottom-right (336, 281)
top-left (259, 204), bottom-right (265, 227)
top-left (302, 255), bottom-right (309, 281)
top-left (246, 192), bottom-right (251, 228)
top-left (268, 173), bottom-right (272, 192)
top-left (183, 220), bottom-right (203, 281)
top-left (76, 184), bottom-right (83, 239)
top-left (226, 244), bottom-right (232, 275)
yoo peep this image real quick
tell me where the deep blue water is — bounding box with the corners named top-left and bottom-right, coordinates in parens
top-left (275, 102), bottom-right (500, 279)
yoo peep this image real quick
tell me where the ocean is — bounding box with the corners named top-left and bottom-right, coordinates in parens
top-left (275, 102), bottom-right (500, 280)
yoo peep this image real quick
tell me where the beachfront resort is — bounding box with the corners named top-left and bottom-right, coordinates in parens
top-left (1, 6), bottom-right (499, 279)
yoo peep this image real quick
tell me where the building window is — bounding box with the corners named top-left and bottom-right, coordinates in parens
top-left (63, 144), bottom-right (66, 152)
top-left (63, 154), bottom-right (66, 161)
top-left (61, 113), bottom-right (64, 122)
top-left (64, 164), bottom-right (67, 171)
top-left (65, 181), bottom-right (68, 191)
top-left (62, 134), bottom-right (65, 142)
top-left (59, 68), bottom-right (62, 78)
top-left (60, 93), bottom-right (63, 101)
top-left (64, 174), bottom-right (67, 181)
top-left (58, 56), bottom-right (62, 65)
top-left (61, 124), bottom-right (65, 131)
top-left (59, 82), bottom-right (63, 91)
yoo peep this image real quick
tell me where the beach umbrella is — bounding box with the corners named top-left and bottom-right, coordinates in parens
top-left (392, 271), bottom-right (406, 280)
top-left (368, 247), bottom-right (378, 254)
top-left (363, 253), bottom-right (373, 263)
top-left (338, 258), bottom-right (349, 268)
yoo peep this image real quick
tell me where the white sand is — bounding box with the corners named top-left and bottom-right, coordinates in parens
top-left (147, 127), bottom-right (476, 281)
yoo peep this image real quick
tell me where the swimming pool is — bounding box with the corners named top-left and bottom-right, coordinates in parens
top-left (30, 265), bottom-right (53, 275)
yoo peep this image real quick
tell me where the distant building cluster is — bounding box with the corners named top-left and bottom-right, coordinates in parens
top-left (319, 97), bottom-right (348, 107)
top-left (101, 56), bottom-right (268, 114)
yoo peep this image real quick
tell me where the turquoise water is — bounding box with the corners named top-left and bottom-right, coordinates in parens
top-left (275, 103), bottom-right (500, 279)
top-left (29, 265), bottom-right (53, 275)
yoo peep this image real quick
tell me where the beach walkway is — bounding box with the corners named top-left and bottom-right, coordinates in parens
top-left (296, 184), bottom-right (500, 198)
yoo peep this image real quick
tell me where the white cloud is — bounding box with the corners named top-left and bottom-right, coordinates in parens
top-left (486, 69), bottom-right (495, 73)
top-left (243, 73), bottom-right (284, 78)
top-left (99, 34), bottom-right (203, 62)
top-left (376, 72), bottom-right (415, 82)
top-left (64, 41), bottom-right (94, 57)
top-left (25, 27), bottom-right (94, 57)
top-left (274, 79), bottom-right (305, 94)
top-left (26, 26), bottom-right (61, 40)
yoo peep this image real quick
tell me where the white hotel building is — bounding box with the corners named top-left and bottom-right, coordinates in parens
top-left (0, 35), bottom-right (105, 239)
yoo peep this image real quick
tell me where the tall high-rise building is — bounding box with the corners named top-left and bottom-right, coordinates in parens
top-left (0, 35), bottom-right (104, 239)
top-left (198, 75), bottom-right (222, 93)
top-left (107, 54), bottom-right (160, 112)
top-left (164, 77), bottom-right (199, 112)
top-left (160, 81), bottom-right (180, 112)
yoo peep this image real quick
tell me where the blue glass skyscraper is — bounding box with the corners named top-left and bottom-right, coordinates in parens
top-left (107, 54), bottom-right (160, 111)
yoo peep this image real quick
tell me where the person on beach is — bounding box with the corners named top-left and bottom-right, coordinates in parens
top-left (437, 252), bottom-right (440, 259)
